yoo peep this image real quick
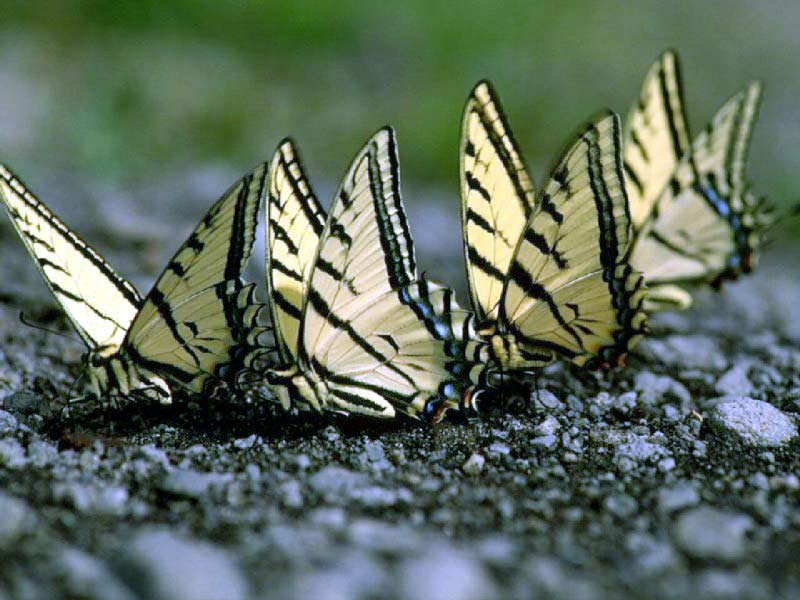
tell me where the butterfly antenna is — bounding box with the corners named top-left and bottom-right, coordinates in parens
top-left (19, 312), bottom-right (78, 341)
top-left (68, 364), bottom-right (89, 397)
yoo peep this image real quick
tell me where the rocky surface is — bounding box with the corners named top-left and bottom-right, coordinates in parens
top-left (0, 180), bottom-right (798, 600)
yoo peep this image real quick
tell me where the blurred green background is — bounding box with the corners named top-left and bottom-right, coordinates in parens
top-left (1, 0), bottom-right (798, 216)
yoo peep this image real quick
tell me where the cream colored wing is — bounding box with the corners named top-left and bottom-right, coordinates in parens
top-left (265, 139), bottom-right (326, 363)
top-left (299, 127), bottom-right (415, 417)
top-left (691, 81), bottom-right (762, 198)
top-left (631, 82), bottom-right (767, 307)
top-left (322, 280), bottom-right (484, 420)
top-left (623, 50), bottom-right (691, 231)
top-left (124, 163), bottom-right (267, 393)
top-left (0, 164), bottom-right (141, 349)
top-left (301, 127), bottom-right (416, 365)
top-left (299, 128), bottom-right (483, 419)
top-left (460, 80), bottom-right (537, 322)
top-left (500, 113), bottom-right (647, 367)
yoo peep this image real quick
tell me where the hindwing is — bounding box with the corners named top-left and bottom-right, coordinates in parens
top-left (282, 127), bottom-right (484, 419)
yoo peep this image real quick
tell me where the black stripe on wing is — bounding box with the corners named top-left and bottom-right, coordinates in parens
top-left (368, 128), bottom-right (416, 290)
top-left (0, 166), bottom-right (141, 308)
top-left (587, 117), bottom-right (625, 275)
top-left (468, 81), bottom-right (533, 220)
top-left (302, 287), bottom-right (416, 388)
top-left (658, 54), bottom-right (690, 160)
top-left (277, 146), bottom-right (326, 237)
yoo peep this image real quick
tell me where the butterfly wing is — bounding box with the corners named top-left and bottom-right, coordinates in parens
top-left (123, 163), bottom-right (267, 393)
top-left (500, 113), bottom-right (647, 367)
top-left (623, 50), bottom-right (691, 231)
top-left (300, 128), bottom-right (480, 419)
top-left (460, 80), bottom-right (537, 322)
top-left (631, 82), bottom-right (766, 309)
top-left (322, 279), bottom-right (482, 419)
top-left (0, 165), bottom-right (141, 349)
top-left (265, 139), bottom-right (326, 363)
top-left (691, 81), bottom-right (762, 198)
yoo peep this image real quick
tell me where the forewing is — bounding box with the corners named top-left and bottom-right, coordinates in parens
top-left (265, 139), bottom-right (326, 363)
top-left (691, 82), bottom-right (762, 197)
top-left (501, 113), bottom-right (646, 366)
top-left (0, 165), bottom-right (141, 349)
top-left (125, 163), bottom-right (267, 392)
top-left (623, 50), bottom-right (691, 230)
top-left (460, 80), bottom-right (536, 322)
top-left (301, 127), bottom-right (416, 363)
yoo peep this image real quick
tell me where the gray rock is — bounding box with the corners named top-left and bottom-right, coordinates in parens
top-left (658, 457), bottom-right (676, 473)
top-left (397, 544), bottom-right (496, 600)
top-left (280, 479), bottom-right (304, 508)
top-left (352, 485), bottom-right (412, 507)
top-left (715, 364), bottom-right (754, 396)
top-left (118, 527), bottom-right (248, 600)
top-left (0, 438), bottom-right (25, 468)
top-left (614, 434), bottom-right (670, 470)
top-left (524, 556), bottom-right (601, 600)
top-left (136, 445), bottom-right (171, 470)
top-left (531, 435), bottom-right (558, 449)
top-left (462, 452), bottom-right (485, 475)
top-left (158, 469), bottom-right (233, 499)
top-left (488, 441), bottom-right (510, 456)
top-left (362, 439), bottom-right (386, 462)
top-left (604, 494), bottom-right (638, 519)
top-left (57, 548), bottom-right (137, 600)
top-left (658, 482), bottom-right (701, 514)
top-left (534, 415), bottom-right (561, 436)
top-left (284, 550), bottom-right (388, 600)
top-left (692, 568), bottom-right (772, 600)
top-left (643, 335), bottom-right (727, 370)
top-left (232, 434), bottom-right (259, 449)
top-left (53, 482), bottom-right (129, 516)
top-left (309, 466), bottom-right (369, 501)
top-left (27, 440), bottom-right (58, 467)
top-left (673, 506), bottom-right (753, 562)
top-left (0, 492), bottom-right (31, 545)
top-left (533, 389), bottom-right (564, 411)
top-left (347, 519), bottom-right (422, 556)
top-left (634, 371), bottom-right (691, 407)
top-left (710, 397), bottom-right (798, 447)
top-left (626, 533), bottom-right (680, 576)
top-left (2, 391), bottom-right (42, 416)
top-left (0, 409), bottom-right (18, 434)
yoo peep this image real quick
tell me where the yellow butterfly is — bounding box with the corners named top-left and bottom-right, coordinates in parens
top-left (624, 50), bottom-right (771, 310)
top-left (0, 163), bottom-right (266, 403)
top-left (459, 80), bottom-right (647, 376)
top-left (254, 127), bottom-right (489, 421)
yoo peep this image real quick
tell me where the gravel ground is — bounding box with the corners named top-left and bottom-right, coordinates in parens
top-left (0, 178), bottom-right (798, 600)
